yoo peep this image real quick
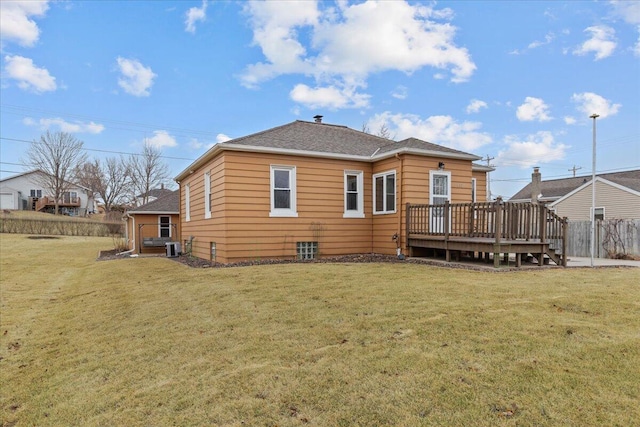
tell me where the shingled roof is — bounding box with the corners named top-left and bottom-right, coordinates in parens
top-left (510, 169), bottom-right (640, 201)
top-left (176, 120), bottom-right (483, 181)
top-left (128, 190), bottom-right (179, 214)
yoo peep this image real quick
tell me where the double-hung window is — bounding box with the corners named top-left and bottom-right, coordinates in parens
top-left (159, 216), bottom-right (171, 238)
top-left (344, 171), bottom-right (364, 218)
top-left (204, 172), bottom-right (211, 219)
top-left (270, 165), bottom-right (297, 217)
top-left (373, 170), bottom-right (396, 214)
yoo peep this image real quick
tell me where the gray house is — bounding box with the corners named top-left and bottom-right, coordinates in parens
top-left (510, 168), bottom-right (640, 221)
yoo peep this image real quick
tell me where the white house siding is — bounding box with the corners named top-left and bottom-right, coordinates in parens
top-left (0, 171), bottom-right (95, 214)
top-left (552, 181), bottom-right (640, 220)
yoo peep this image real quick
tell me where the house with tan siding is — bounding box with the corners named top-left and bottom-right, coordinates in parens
top-left (510, 168), bottom-right (640, 220)
top-left (175, 118), bottom-right (491, 264)
top-left (124, 190), bottom-right (180, 254)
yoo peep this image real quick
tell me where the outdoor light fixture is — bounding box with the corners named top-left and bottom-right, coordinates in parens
top-left (438, 162), bottom-right (445, 170)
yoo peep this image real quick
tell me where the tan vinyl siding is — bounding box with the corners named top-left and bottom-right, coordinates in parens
top-left (182, 151), bottom-right (376, 263)
top-left (127, 213), bottom-right (180, 254)
top-left (472, 170), bottom-right (488, 201)
top-left (553, 181), bottom-right (640, 220)
top-left (180, 149), bottom-right (480, 263)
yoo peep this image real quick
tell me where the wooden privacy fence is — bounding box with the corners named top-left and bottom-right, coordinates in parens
top-left (566, 219), bottom-right (640, 258)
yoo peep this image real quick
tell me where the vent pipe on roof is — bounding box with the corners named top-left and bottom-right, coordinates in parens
top-left (531, 167), bottom-right (541, 203)
top-left (313, 115), bottom-right (323, 123)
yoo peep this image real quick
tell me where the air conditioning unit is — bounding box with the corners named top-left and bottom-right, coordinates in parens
top-left (165, 242), bottom-right (181, 258)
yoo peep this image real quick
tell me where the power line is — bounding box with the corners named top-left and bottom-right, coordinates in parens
top-left (0, 136), bottom-right (197, 161)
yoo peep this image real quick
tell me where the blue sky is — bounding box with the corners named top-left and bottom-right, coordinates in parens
top-left (1, 0), bottom-right (638, 199)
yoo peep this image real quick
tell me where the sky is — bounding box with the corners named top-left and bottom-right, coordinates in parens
top-left (1, 0), bottom-right (639, 199)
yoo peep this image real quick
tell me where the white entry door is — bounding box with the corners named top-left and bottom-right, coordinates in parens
top-left (429, 171), bottom-right (451, 233)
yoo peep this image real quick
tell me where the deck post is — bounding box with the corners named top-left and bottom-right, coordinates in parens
top-left (406, 203), bottom-right (411, 247)
top-left (494, 197), bottom-right (503, 268)
top-left (562, 216), bottom-right (568, 267)
top-left (538, 202), bottom-right (547, 266)
top-left (444, 201), bottom-right (450, 261)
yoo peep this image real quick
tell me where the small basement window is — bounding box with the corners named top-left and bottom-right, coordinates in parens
top-left (297, 242), bottom-right (318, 260)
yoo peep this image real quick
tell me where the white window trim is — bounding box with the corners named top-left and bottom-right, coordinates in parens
top-left (270, 165), bottom-right (298, 217)
top-left (373, 170), bottom-right (397, 215)
top-left (185, 184), bottom-right (191, 222)
top-left (204, 172), bottom-right (211, 219)
top-left (591, 206), bottom-right (605, 220)
top-left (343, 170), bottom-right (365, 218)
top-left (429, 170), bottom-right (452, 205)
top-left (159, 215), bottom-right (171, 238)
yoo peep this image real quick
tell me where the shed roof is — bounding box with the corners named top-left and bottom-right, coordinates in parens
top-left (128, 190), bottom-right (179, 214)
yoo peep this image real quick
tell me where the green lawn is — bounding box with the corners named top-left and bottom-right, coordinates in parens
top-left (1, 234), bottom-right (639, 426)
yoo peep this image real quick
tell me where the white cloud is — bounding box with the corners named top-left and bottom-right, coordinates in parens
top-left (573, 25), bottom-right (616, 60)
top-left (146, 130), bottom-right (177, 149)
top-left (368, 111), bottom-right (492, 152)
top-left (241, 1), bottom-right (475, 107)
top-left (516, 97), bottom-right (552, 122)
top-left (185, 0), bottom-right (207, 34)
top-left (0, 0), bottom-right (49, 48)
top-left (497, 131), bottom-right (568, 169)
top-left (23, 117), bottom-right (104, 134)
top-left (528, 32), bottom-right (555, 49)
top-left (609, 0), bottom-right (640, 25)
top-left (116, 57), bottom-right (156, 97)
top-left (188, 133), bottom-right (230, 151)
top-left (635, 30), bottom-right (640, 56)
top-left (3, 55), bottom-right (56, 93)
top-left (290, 83), bottom-right (370, 109)
top-left (571, 92), bottom-right (621, 118)
top-left (466, 99), bottom-right (487, 114)
top-left (391, 85), bottom-right (408, 100)
top-left (564, 116), bottom-right (577, 125)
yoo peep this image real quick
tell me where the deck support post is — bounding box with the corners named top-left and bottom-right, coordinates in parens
top-left (538, 202), bottom-right (547, 266)
top-left (494, 197), bottom-right (503, 268)
top-left (562, 217), bottom-right (568, 267)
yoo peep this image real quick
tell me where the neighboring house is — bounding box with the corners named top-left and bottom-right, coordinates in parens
top-left (0, 170), bottom-right (96, 216)
top-left (124, 190), bottom-right (180, 254)
top-left (510, 168), bottom-right (640, 220)
top-left (134, 186), bottom-right (174, 207)
top-left (175, 118), bottom-right (492, 264)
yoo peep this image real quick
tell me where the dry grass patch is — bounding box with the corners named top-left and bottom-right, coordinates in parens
top-left (1, 233), bottom-right (639, 426)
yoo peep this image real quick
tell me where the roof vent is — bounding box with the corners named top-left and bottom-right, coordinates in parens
top-left (313, 115), bottom-right (323, 123)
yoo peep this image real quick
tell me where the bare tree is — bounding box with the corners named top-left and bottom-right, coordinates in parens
top-left (25, 131), bottom-right (87, 215)
top-left (128, 142), bottom-right (170, 206)
top-left (361, 122), bottom-right (395, 140)
top-left (376, 123), bottom-right (393, 140)
top-left (75, 157), bottom-right (131, 213)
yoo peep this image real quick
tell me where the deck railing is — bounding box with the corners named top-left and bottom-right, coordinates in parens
top-left (406, 199), bottom-right (567, 249)
top-left (34, 195), bottom-right (80, 212)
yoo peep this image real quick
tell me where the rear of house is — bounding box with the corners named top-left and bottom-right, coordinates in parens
top-left (176, 120), bottom-right (489, 264)
top-left (124, 190), bottom-right (180, 254)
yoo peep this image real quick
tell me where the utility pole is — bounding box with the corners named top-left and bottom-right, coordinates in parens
top-left (483, 155), bottom-right (495, 201)
top-left (568, 165), bottom-right (582, 177)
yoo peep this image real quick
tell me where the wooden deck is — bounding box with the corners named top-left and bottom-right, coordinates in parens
top-left (406, 199), bottom-right (568, 267)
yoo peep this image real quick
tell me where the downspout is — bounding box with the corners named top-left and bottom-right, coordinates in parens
top-left (395, 153), bottom-right (404, 258)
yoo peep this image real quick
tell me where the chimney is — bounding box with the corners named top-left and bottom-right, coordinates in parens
top-left (313, 115), bottom-right (323, 123)
top-left (531, 167), bottom-right (541, 203)
top-left (161, 183), bottom-right (165, 190)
